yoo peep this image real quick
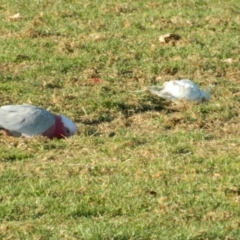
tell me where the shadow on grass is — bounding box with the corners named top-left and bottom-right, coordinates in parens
top-left (80, 97), bottom-right (178, 127)
top-left (0, 152), bottom-right (32, 162)
top-left (115, 101), bottom-right (165, 117)
top-left (80, 103), bottom-right (164, 125)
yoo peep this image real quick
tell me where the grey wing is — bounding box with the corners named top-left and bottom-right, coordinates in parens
top-left (181, 85), bottom-right (202, 101)
top-left (177, 80), bottom-right (202, 100)
top-left (148, 86), bottom-right (177, 100)
top-left (0, 105), bottom-right (55, 136)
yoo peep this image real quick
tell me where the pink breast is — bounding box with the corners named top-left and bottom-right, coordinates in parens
top-left (42, 115), bottom-right (66, 139)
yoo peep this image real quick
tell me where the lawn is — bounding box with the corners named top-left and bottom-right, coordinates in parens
top-left (0, 0), bottom-right (240, 239)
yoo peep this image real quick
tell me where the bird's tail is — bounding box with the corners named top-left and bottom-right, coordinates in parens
top-left (147, 86), bottom-right (166, 97)
top-left (148, 86), bottom-right (164, 92)
top-left (130, 86), bottom-right (165, 95)
top-left (129, 87), bottom-right (148, 93)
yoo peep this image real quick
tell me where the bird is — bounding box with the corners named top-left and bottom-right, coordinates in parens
top-left (147, 79), bottom-right (211, 103)
top-left (0, 104), bottom-right (77, 139)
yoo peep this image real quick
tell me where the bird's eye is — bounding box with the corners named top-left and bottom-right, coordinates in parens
top-left (65, 128), bottom-right (70, 135)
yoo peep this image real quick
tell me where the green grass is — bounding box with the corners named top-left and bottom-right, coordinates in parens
top-left (1, 0), bottom-right (240, 239)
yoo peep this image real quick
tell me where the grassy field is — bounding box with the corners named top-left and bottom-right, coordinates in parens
top-left (1, 0), bottom-right (240, 239)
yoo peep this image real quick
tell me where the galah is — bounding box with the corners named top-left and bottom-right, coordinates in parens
top-left (148, 79), bottom-right (211, 103)
top-left (0, 104), bottom-right (77, 138)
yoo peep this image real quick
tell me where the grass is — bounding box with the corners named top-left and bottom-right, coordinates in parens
top-left (0, 0), bottom-right (240, 239)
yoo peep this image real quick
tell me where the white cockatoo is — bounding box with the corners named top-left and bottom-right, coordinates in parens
top-left (148, 79), bottom-right (211, 103)
top-left (0, 104), bottom-right (77, 138)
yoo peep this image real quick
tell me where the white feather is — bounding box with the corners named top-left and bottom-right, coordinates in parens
top-left (148, 79), bottom-right (211, 103)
